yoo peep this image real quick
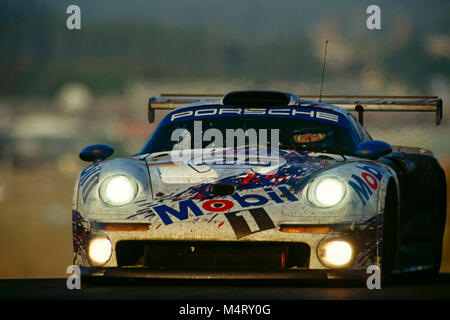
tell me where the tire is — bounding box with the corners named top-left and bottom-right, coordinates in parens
top-left (381, 181), bottom-right (398, 281)
top-left (430, 168), bottom-right (446, 274)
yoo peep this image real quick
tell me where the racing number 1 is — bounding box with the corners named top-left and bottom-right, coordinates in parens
top-left (225, 208), bottom-right (275, 239)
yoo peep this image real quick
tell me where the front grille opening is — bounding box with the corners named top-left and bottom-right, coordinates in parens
top-left (116, 241), bottom-right (146, 267)
top-left (116, 241), bottom-right (310, 271)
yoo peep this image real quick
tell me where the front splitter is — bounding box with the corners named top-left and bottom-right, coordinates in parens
top-left (81, 267), bottom-right (365, 280)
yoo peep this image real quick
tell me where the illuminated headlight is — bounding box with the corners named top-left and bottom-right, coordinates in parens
top-left (307, 176), bottom-right (346, 208)
top-left (99, 175), bottom-right (138, 206)
top-left (87, 237), bottom-right (112, 266)
top-left (318, 239), bottom-right (354, 268)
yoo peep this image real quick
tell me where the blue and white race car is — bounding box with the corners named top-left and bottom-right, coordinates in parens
top-left (73, 90), bottom-right (446, 280)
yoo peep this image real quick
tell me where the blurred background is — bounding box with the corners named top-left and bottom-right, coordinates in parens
top-left (0, 0), bottom-right (448, 278)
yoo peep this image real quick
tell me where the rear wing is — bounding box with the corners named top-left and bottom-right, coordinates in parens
top-left (148, 94), bottom-right (443, 126)
top-left (148, 95), bottom-right (222, 123)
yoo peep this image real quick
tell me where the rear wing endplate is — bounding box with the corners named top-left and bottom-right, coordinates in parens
top-left (148, 94), bottom-right (443, 125)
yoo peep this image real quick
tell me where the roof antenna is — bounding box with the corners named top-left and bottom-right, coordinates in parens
top-left (319, 40), bottom-right (328, 102)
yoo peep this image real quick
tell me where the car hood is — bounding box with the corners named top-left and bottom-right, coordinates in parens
top-left (143, 148), bottom-right (343, 203)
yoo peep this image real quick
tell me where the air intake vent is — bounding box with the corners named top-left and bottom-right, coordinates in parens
top-left (222, 90), bottom-right (292, 107)
top-left (210, 184), bottom-right (236, 196)
top-left (116, 241), bottom-right (311, 271)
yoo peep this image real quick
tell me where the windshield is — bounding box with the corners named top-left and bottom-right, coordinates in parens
top-left (141, 107), bottom-right (357, 156)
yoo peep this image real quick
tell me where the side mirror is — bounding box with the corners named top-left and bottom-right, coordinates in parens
top-left (79, 144), bottom-right (114, 162)
top-left (355, 140), bottom-right (392, 160)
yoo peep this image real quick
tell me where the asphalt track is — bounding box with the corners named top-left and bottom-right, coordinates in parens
top-left (2, 274), bottom-right (450, 300)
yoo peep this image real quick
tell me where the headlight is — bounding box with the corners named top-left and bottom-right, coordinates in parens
top-left (87, 236), bottom-right (112, 266)
top-left (307, 176), bottom-right (346, 208)
top-left (99, 175), bottom-right (138, 206)
top-left (317, 238), bottom-right (354, 268)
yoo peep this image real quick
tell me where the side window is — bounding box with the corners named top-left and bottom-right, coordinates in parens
top-left (348, 113), bottom-right (372, 141)
top-left (359, 123), bottom-right (372, 141)
top-left (347, 114), bottom-right (364, 142)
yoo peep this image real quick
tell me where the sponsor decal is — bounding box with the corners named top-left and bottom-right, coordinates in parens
top-left (348, 165), bottom-right (383, 205)
top-left (152, 186), bottom-right (298, 226)
top-left (128, 151), bottom-right (326, 224)
top-left (225, 208), bottom-right (275, 239)
top-left (163, 106), bottom-right (350, 129)
top-left (153, 200), bottom-right (204, 225)
top-left (80, 163), bottom-right (101, 186)
top-left (80, 163), bottom-right (101, 203)
top-left (201, 199), bottom-right (234, 212)
top-left (169, 107), bottom-right (339, 124)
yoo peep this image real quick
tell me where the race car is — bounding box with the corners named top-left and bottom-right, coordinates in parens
top-left (73, 90), bottom-right (446, 280)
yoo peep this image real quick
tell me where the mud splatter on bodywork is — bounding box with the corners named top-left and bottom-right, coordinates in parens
top-left (72, 210), bottom-right (89, 264)
top-left (351, 214), bottom-right (382, 269)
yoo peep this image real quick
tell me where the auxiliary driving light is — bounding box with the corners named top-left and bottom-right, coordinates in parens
top-left (87, 237), bottom-right (112, 266)
top-left (317, 239), bottom-right (354, 268)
